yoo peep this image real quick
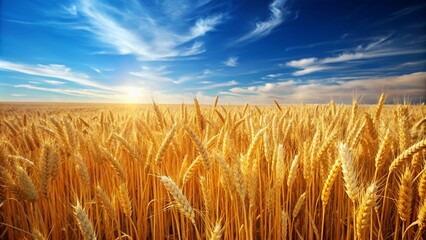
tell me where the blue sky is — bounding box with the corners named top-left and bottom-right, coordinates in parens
top-left (0, 0), bottom-right (425, 104)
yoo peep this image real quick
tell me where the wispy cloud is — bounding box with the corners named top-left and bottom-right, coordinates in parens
top-left (220, 72), bottom-right (426, 104)
top-left (91, 67), bottom-right (102, 74)
top-left (11, 93), bottom-right (26, 97)
top-left (76, 0), bottom-right (225, 60)
top-left (224, 56), bottom-right (238, 67)
top-left (129, 66), bottom-right (174, 82)
top-left (235, 0), bottom-right (288, 44)
top-left (14, 84), bottom-right (117, 99)
top-left (0, 60), bottom-right (113, 90)
top-left (187, 80), bottom-right (238, 90)
top-left (172, 68), bottom-right (216, 84)
top-left (374, 4), bottom-right (426, 26)
top-left (44, 80), bottom-right (66, 85)
top-left (285, 36), bottom-right (426, 76)
top-left (262, 73), bottom-right (284, 79)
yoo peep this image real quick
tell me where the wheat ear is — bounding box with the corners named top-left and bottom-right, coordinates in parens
top-left (374, 129), bottom-right (391, 174)
top-left (389, 139), bottom-right (426, 172)
top-left (184, 125), bottom-right (210, 170)
top-left (418, 198), bottom-right (426, 229)
top-left (292, 192), bottom-right (307, 219)
top-left (154, 124), bottom-right (177, 164)
top-left (118, 183), bottom-right (132, 218)
top-left (199, 176), bottom-right (212, 217)
top-left (96, 185), bottom-right (116, 218)
top-left (74, 200), bottom-right (97, 240)
top-left (356, 183), bottom-right (377, 239)
top-left (194, 98), bottom-right (205, 130)
top-left (321, 159), bottom-right (341, 207)
top-left (287, 154), bottom-right (299, 189)
top-left (209, 221), bottom-right (223, 240)
top-left (182, 156), bottom-right (202, 185)
top-left (101, 147), bottom-right (125, 182)
top-left (282, 210), bottom-right (288, 240)
top-left (160, 176), bottom-right (195, 224)
top-left (418, 169), bottom-right (426, 200)
top-left (339, 143), bottom-right (359, 202)
top-left (15, 166), bottom-right (38, 202)
top-left (397, 168), bottom-right (413, 221)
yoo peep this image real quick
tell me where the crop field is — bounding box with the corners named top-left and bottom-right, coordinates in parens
top-left (0, 95), bottom-right (426, 239)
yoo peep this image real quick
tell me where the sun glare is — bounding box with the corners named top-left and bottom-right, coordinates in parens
top-left (124, 87), bottom-right (142, 103)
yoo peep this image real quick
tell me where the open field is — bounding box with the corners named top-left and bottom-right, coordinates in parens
top-left (1, 95), bottom-right (426, 239)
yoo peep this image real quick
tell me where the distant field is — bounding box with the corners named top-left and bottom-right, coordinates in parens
top-left (1, 95), bottom-right (426, 239)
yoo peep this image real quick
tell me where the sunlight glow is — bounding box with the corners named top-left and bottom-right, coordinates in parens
top-left (124, 87), bottom-right (143, 103)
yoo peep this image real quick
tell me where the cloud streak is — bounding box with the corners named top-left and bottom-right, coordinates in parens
top-left (0, 60), bottom-right (113, 91)
top-left (14, 84), bottom-right (117, 99)
top-left (129, 66), bottom-right (174, 82)
top-left (235, 0), bottom-right (287, 44)
top-left (187, 80), bottom-right (238, 90)
top-left (220, 72), bottom-right (426, 104)
top-left (224, 56), bottom-right (238, 67)
top-left (45, 80), bottom-right (66, 85)
top-left (285, 36), bottom-right (426, 76)
top-left (77, 0), bottom-right (225, 60)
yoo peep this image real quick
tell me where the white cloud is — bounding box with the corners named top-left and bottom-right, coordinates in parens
top-left (224, 56), bottom-right (238, 67)
top-left (286, 58), bottom-right (318, 68)
top-left (285, 36), bottom-right (426, 76)
top-left (64, 5), bottom-right (78, 16)
top-left (188, 15), bottom-right (223, 39)
top-left (187, 80), bottom-right (238, 90)
top-left (220, 72), bottom-right (426, 104)
top-left (44, 80), bottom-right (66, 85)
top-left (14, 84), bottom-right (116, 99)
top-left (91, 67), bottom-right (102, 74)
top-left (129, 66), bottom-right (174, 82)
top-left (292, 66), bottom-right (330, 76)
top-left (235, 0), bottom-right (287, 44)
top-left (11, 94), bottom-right (26, 97)
top-left (172, 68), bottom-right (216, 84)
top-left (322, 53), bottom-right (364, 64)
top-left (263, 73), bottom-right (283, 79)
top-left (0, 60), bottom-right (113, 91)
top-left (77, 0), bottom-right (225, 60)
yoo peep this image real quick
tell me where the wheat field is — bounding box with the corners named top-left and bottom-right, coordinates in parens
top-left (1, 94), bottom-right (426, 239)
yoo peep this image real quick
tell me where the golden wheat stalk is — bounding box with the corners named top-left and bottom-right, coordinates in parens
top-left (287, 154), bottom-right (299, 189)
top-left (292, 192), bottom-right (307, 219)
top-left (374, 129), bottom-right (391, 173)
top-left (417, 198), bottom-right (426, 229)
top-left (118, 183), bottom-right (132, 218)
top-left (96, 185), bottom-right (116, 218)
top-left (397, 168), bottom-right (413, 221)
top-left (74, 200), bottom-right (97, 240)
top-left (154, 124), bottom-right (177, 164)
top-left (282, 210), bottom-right (288, 240)
top-left (389, 138), bottom-right (426, 172)
top-left (339, 143), bottom-right (359, 202)
top-left (160, 176), bottom-right (195, 224)
top-left (182, 155), bottom-right (202, 185)
top-left (194, 98), bottom-right (205, 131)
top-left (14, 166), bottom-right (38, 202)
top-left (199, 176), bottom-right (212, 217)
top-left (321, 159), bottom-right (341, 207)
top-left (183, 125), bottom-right (210, 170)
top-left (356, 183), bottom-right (377, 239)
top-left (101, 147), bottom-right (125, 182)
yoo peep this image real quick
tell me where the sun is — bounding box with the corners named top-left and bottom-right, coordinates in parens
top-left (125, 87), bottom-right (142, 103)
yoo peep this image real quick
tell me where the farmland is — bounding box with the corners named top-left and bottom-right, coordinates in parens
top-left (1, 95), bottom-right (426, 239)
